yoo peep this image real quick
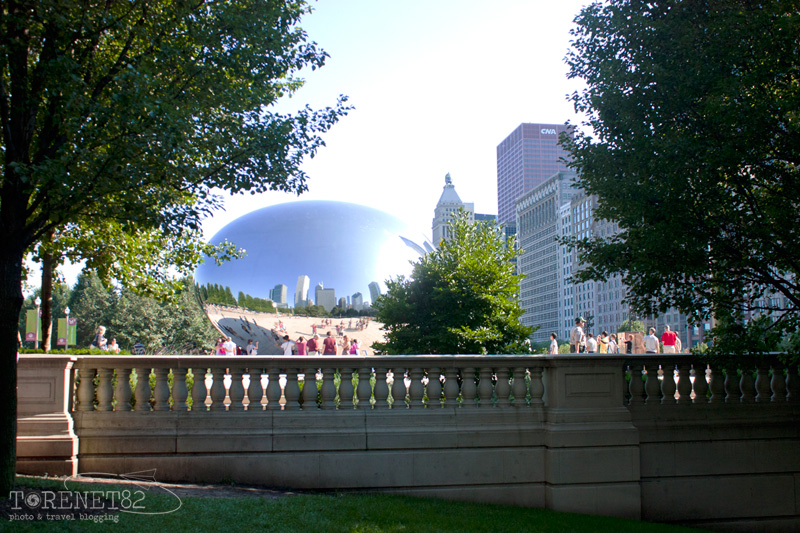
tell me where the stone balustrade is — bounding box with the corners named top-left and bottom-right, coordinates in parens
top-left (71, 355), bottom-right (543, 412)
top-left (623, 354), bottom-right (800, 406)
top-left (17, 353), bottom-right (800, 531)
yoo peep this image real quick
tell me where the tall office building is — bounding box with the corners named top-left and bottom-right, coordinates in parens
top-left (497, 123), bottom-right (573, 226)
top-left (270, 284), bottom-right (288, 307)
top-left (315, 282), bottom-right (337, 312)
top-left (294, 275), bottom-right (310, 308)
top-left (515, 171), bottom-right (579, 342)
top-left (352, 292), bottom-right (363, 311)
top-left (368, 282), bottom-right (381, 306)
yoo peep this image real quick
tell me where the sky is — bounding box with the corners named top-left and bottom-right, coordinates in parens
top-left (202, 0), bottom-right (590, 242)
top-left (31, 0), bottom-right (591, 291)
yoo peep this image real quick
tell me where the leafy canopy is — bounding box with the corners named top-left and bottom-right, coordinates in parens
top-left (563, 0), bottom-right (800, 355)
top-left (374, 211), bottom-right (532, 355)
top-left (0, 0), bottom-right (347, 493)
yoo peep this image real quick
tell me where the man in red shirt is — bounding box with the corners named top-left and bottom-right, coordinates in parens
top-left (306, 334), bottom-right (319, 355)
top-left (661, 325), bottom-right (678, 353)
top-left (322, 331), bottom-right (338, 355)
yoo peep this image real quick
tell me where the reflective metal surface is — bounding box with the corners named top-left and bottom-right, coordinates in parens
top-left (196, 201), bottom-right (426, 306)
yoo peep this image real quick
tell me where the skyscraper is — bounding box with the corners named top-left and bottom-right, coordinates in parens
top-left (496, 123), bottom-right (573, 226)
top-left (432, 173), bottom-right (474, 246)
top-left (368, 282), bottom-right (381, 306)
top-left (294, 275), bottom-right (310, 308)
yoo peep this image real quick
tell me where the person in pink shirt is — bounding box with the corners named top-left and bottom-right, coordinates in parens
top-left (349, 339), bottom-right (359, 355)
top-left (661, 325), bottom-right (678, 353)
top-left (296, 336), bottom-right (307, 355)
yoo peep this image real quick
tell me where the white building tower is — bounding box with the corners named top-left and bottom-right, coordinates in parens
top-left (432, 173), bottom-right (474, 246)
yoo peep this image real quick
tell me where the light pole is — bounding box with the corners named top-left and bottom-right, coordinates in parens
top-left (64, 307), bottom-right (71, 351)
top-left (34, 296), bottom-right (41, 350)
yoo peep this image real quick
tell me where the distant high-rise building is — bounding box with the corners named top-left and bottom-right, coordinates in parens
top-left (271, 284), bottom-right (288, 306)
top-left (515, 171), bottom-right (579, 342)
top-left (497, 123), bottom-right (573, 226)
top-left (352, 292), bottom-right (363, 311)
top-left (338, 297), bottom-right (347, 309)
top-left (315, 282), bottom-right (336, 312)
top-left (432, 173), bottom-right (474, 246)
top-left (368, 282), bottom-right (381, 306)
top-left (294, 275), bottom-right (310, 308)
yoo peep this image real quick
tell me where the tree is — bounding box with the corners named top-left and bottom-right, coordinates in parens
top-left (618, 320), bottom-right (645, 334)
top-left (374, 211), bottom-right (532, 355)
top-left (563, 0), bottom-right (800, 356)
top-left (1, 0), bottom-right (347, 491)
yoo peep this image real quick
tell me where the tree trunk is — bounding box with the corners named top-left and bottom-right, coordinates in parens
top-left (0, 244), bottom-right (26, 494)
top-left (40, 247), bottom-right (55, 352)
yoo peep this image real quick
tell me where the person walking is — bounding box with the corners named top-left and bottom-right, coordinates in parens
top-left (569, 318), bottom-right (586, 353)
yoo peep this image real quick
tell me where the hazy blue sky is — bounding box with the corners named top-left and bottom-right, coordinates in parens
top-left (204, 0), bottom-right (590, 241)
top-left (30, 0), bottom-right (591, 290)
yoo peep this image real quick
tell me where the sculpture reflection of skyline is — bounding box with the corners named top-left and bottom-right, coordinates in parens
top-left (195, 201), bottom-right (431, 311)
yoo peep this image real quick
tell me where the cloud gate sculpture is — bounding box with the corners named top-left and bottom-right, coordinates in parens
top-left (196, 200), bottom-right (431, 309)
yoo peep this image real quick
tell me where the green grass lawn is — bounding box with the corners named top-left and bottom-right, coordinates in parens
top-left (2, 476), bottom-right (703, 532)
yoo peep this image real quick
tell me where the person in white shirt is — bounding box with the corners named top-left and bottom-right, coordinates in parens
top-left (222, 336), bottom-right (237, 355)
top-left (643, 328), bottom-right (660, 353)
top-left (549, 333), bottom-right (559, 355)
top-left (585, 332), bottom-right (598, 353)
top-left (281, 335), bottom-right (295, 356)
top-left (246, 339), bottom-right (258, 355)
top-left (569, 318), bottom-right (586, 353)
top-left (607, 334), bottom-right (619, 354)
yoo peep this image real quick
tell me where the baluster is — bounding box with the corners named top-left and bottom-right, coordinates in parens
top-left (495, 368), bottom-right (511, 408)
top-left (443, 368), bottom-right (460, 407)
top-left (114, 368), bottom-right (133, 412)
top-left (339, 368), bottom-right (355, 409)
top-left (247, 368), bottom-right (263, 411)
top-left (770, 364), bottom-right (787, 402)
top-left (265, 369), bottom-right (282, 410)
top-left (284, 369), bottom-right (301, 410)
top-left (740, 369), bottom-right (756, 403)
top-left (95, 368), bottom-right (114, 411)
top-left (724, 366), bottom-right (741, 403)
top-left (461, 367), bottom-right (477, 407)
top-left (190, 367), bottom-right (208, 412)
top-left (676, 363), bottom-right (692, 404)
top-left (209, 368), bottom-right (227, 411)
top-left (321, 367), bottom-right (337, 409)
top-left (408, 367), bottom-right (424, 408)
top-left (785, 366), bottom-right (799, 403)
top-left (477, 368), bottom-right (493, 407)
top-left (512, 367), bottom-right (528, 407)
top-left (373, 368), bottom-right (390, 409)
top-left (390, 367), bottom-right (406, 408)
top-left (228, 367), bottom-right (245, 411)
top-left (172, 369), bottom-right (188, 411)
top-left (628, 363), bottom-right (644, 406)
top-left (755, 365), bottom-right (771, 403)
top-left (660, 362), bottom-right (677, 404)
top-left (133, 368), bottom-right (151, 411)
top-left (356, 367), bottom-right (372, 409)
top-left (692, 363), bottom-right (709, 404)
top-left (708, 364), bottom-right (726, 403)
top-left (426, 368), bottom-right (442, 408)
top-left (153, 368), bottom-right (171, 411)
top-left (644, 363), bottom-right (661, 404)
top-left (76, 368), bottom-right (97, 412)
top-left (301, 368), bottom-right (317, 410)
top-left (529, 368), bottom-right (544, 405)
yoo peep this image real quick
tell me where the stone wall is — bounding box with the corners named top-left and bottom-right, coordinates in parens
top-left (17, 354), bottom-right (800, 531)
